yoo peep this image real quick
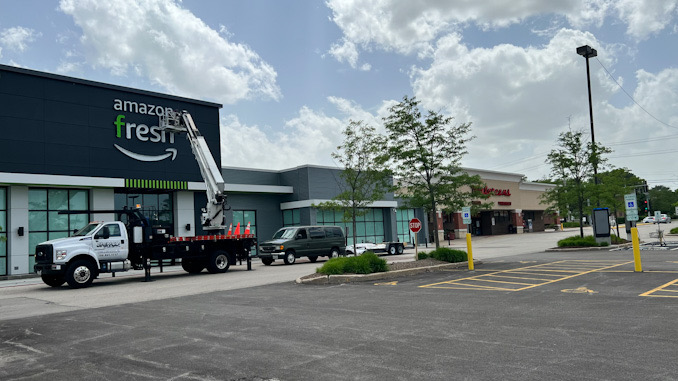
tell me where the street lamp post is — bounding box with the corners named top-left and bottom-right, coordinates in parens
top-left (577, 44), bottom-right (599, 205)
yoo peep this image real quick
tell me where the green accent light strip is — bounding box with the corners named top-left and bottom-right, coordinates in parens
top-left (125, 178), bottom-right (187, 190)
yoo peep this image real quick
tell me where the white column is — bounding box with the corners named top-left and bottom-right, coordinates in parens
top-left (174, 191), bottom-right (195, 237)
top-left (8, 186), bottom-right (29, 275)
top-left (91, 188), bottom-right (115, 222)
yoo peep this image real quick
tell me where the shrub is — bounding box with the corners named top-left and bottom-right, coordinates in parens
top-left (430, 247), bottom-right (468, 262)
top-left (417, 251), bottom-right (430, 260)
top-left (557, 235), bottom-right (618, 247)
top-left (315, 251), bottom-right (388, 275)
top-left (671, 227), bottom-right (678, 234)
top-left (562, 222), bottom-right (581, 228)
top-left (610, 234), bottom-right (627, 244)
top-left (558, 235), bottom-right (598, 247)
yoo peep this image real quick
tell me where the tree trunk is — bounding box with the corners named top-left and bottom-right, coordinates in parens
top-left (578, 194), bottom-right (585, 238)
top-left (430, 193), bottom-right (439, 249)
top-left (351, 204), bottom-right (358, 255)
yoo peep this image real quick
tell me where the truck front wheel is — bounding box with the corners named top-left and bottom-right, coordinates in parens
top-left (206, 250), bottom-right (230, 274)
top-left (41, 274), bottom-right (65, 287)
top-left (65, 260), bottom-right (95, 288)
top-left (181, 260), bottom-right (205, 274)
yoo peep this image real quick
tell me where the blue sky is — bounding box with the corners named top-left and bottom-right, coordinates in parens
top-left (1, 0), bottom-right (678, 190)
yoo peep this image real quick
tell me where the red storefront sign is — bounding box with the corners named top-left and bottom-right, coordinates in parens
top-left (475, 186), bottom-right (511, 196)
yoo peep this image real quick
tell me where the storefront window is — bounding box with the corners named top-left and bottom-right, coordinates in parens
top-left (283, 209), bottom-right (300, 227)
top-left (315, 208), bottom-right (385, 245)
top-left (0, 187), bottom-right (7, 276)
top-left (114, 192), bottom-right (173, 230)
top-left (395, 208), bottom-right (416, 244)
top-left (233, 210), bottom-right (257, 255)
top-left (28, 188), bottom-right (89, 271)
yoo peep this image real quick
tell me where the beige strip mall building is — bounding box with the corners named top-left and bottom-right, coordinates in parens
top-left (433, 168), bottom-right (557, 243)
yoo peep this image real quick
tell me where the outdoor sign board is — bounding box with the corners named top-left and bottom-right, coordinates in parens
top-left (461, 207), bottom-right (472, 224)
top-left (624, 193), bottom-right (638, 221)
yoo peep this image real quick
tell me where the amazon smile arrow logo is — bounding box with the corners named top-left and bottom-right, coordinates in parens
top-left (114, 144), bottom-right (177, 162)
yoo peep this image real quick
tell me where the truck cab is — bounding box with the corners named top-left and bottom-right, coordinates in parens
top-left (34, 221), bottom-right (135, 288)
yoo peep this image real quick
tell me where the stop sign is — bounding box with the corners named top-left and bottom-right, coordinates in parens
top-left (409, 218), bottom-right (422, 233)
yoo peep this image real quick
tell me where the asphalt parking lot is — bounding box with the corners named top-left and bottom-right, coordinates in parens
top-left (1, 248), bottom-right (677, 381)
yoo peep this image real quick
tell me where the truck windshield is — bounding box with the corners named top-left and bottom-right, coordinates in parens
top-left (72, 223), bottom-right (100, 237)
top-left (272, 228), bottom-right (296, 239)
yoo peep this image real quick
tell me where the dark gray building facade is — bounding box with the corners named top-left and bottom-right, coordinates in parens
top-left (0, 65), bottom-right (415, 276)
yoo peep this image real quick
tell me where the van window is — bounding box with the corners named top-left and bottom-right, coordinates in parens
top-left (296, 229), bottom-right (307, 239)
top-left (273, 228), bottom-right (296, 239)
top-left (325, 227), bottom-right (343, 238)
top-left (309, 227), bottom-right (326, 239)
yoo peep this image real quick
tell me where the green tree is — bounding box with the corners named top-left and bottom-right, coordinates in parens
top-left (649, 185), bottom-right (677, 216)
top-left (597, 168), bottom-right (645, 236)
top-left (314, 120), bottom-right (392, 248)
top-left (381, 96), bottom-right (488, 249)
top-left (542, 129), bottom-right (611, 238)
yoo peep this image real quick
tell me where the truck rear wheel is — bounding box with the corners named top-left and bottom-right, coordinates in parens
top-left (65, 259), bottom-right (95, 288)
top-left (206, 250), bottom-right (230, 273)
top-left (181, 260), bottom-right (205, 274)
top-left (41, 274), bottom-right (65, 287)
top-left (261, 258), bottom-right (274, 265)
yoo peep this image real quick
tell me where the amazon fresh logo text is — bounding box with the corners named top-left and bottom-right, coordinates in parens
top-left (112, 99), bottom-right (178, 162)
top-left (114, 115), bottom-right (175, 143)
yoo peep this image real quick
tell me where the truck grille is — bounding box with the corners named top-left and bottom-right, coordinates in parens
top-left (35, 244), bottom-right (53, 264)
top-left (260, 246), bottom-right (276, 252)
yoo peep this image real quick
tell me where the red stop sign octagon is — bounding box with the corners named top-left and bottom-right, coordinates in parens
top-left (409, 218), bottom-right (422, 233)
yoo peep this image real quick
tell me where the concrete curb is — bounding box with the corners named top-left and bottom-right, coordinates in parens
top-left (545, 243), bottom-right (634, 252)
top-left (295, 260), bottom-right (481, 285)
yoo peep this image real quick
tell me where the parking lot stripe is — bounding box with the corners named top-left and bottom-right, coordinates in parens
top-left (639, 279), bottom-right (678, 298)
top-left (420, 260), bottom-right (632, 291)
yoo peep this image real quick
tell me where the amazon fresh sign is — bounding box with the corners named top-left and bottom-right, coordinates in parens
top-left (112, 99), bottom-right (178, 162)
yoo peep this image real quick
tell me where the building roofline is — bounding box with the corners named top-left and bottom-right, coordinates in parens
top-left (0, 64), bottom-right (223, 109)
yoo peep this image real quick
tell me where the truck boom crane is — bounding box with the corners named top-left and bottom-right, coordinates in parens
top-left (159, 110), bottom-right (227, 230)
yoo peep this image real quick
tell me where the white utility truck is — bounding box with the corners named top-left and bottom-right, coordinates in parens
top-left (34, 110), bottom-right (254, 288)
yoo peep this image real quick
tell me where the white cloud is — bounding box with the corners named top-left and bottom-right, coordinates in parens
top-left (221, 96), bottom-right (393, 169)
top-left (58, 0), bottom-right (281, 104)
top-left (326, 0), bottom-right (678, 67)
top-left (0, 26), bottom-right (40, 52)
top-left (614, 0), bottom-right (678, 40)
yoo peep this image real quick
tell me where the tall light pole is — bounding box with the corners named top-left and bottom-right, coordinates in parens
top-left (577, 44), bottom-right (599, 206)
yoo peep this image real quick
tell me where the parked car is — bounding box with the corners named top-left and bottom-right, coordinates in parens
top-left (642, 216), bottom-right (655, 223)
top-left (258, 226), bottom-right (346, 265)
top-left (657, 214), bottom-right (672, 223)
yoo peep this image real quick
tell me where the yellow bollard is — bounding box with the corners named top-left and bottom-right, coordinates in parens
top-left (466, 233), bottom-right (474, 271)
top-left (631, 227), bottom-right (642, 272)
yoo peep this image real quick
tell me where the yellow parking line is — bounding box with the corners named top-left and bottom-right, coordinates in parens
top-left (490, 274), bottom-right (554, 281)
top-left (421, 260), bottom-right (632, 291)
top-left (640, 279), bottom-right (678, 297)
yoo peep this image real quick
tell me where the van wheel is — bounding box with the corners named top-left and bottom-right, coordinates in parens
top-left (206, 250), bottom-right (230, 273)
top-left (308, 256), bottom-right (318, 263)
top-left (261, 258), bottom-right (274, 265)
top-left (284, 250), bottom-right (296, 265)
top-left (329, 248), bottom-right (340, 258)
top-left (41, 274), bottom-right (65, 287)
top-left (65, 260), bottom-right (95, 289)
top-left (181, 260), bottom-right (204, 274)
